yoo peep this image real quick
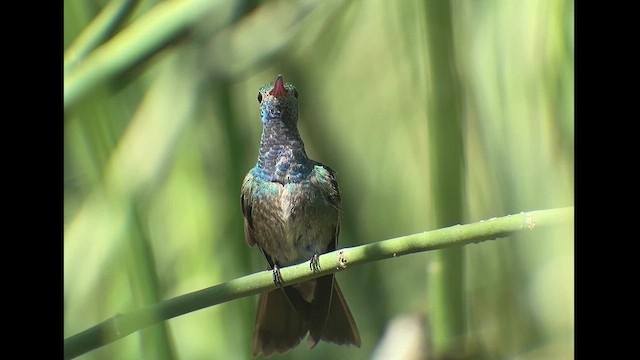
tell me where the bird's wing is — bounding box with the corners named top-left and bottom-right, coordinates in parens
top-left (311, 162), bottom-right (342, 249)
top-left (241, 171), bottom-right (257, 247)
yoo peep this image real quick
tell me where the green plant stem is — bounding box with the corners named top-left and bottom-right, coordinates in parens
top-left (63, 206), bottom-right (573, 359)
top-left (64, 0), bottom-right (138, 73)
top-left (423, 0), bottom-right (466, 355)
top-left (63, 0), bottom-right (229, 108)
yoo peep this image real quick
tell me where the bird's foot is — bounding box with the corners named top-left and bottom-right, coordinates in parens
top-left (309, 254), bottom-right (321, 272)
top-left (272, 264), bottom-right (284, 287)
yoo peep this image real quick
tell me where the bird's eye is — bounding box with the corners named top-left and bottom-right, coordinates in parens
top-left (293, 89), bottom-right (299, 98)
top-left (257, 92), bottom-right (263, 103)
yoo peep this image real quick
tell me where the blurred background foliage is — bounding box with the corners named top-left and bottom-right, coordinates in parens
top-left (64, 0), bottom-right (574, 359)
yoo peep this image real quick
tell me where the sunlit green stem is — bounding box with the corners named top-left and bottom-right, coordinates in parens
top-left (64, 0), bottom-right (226, 108)
top-left (63, 207), bottom-right (573, 359)
top-left (64, 0), bottom-right (138, 73)
top-left (424, 0), bottom-right (466, 355)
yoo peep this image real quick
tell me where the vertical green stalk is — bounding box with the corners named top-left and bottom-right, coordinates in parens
top-left (424, 0), bottom-right (465, 356)
top-left (127, 204), bottom-right (177, 360)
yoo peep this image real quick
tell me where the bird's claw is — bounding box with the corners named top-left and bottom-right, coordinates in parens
top-left (309, 254), bottom-right (321, 272)
top-left (272, 264), bottom-right (284, 287)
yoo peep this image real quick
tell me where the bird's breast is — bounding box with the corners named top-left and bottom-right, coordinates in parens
top-left (253, 180), bottom-right (337, 266)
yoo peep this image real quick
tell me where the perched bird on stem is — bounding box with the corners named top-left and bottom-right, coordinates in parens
top-left (241, 74), bottom-right (361, 356)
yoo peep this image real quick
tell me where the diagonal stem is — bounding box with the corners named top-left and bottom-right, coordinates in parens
top-left (64, 206), bottom-right (573, 359)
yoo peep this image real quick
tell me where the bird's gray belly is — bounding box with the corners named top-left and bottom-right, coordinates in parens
top-left (253, 182), bottom-right (336, 266)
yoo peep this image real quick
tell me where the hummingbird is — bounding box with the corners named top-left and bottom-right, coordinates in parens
top-left (241, 74), bottom-right (361, 356)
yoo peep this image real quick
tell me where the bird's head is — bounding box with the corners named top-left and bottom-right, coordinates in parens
top-left (258, 74), bottom-right (299, 126)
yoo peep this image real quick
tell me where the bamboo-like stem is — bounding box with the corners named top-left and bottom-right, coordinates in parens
top-left (423, 0), bottom-right (466, 353)
top-left (63, 0), bottom-right (222, 108)
top-left (63, 0), bottom-right (138, 73)
top-left (63, 206), bottom-right (573, 359)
